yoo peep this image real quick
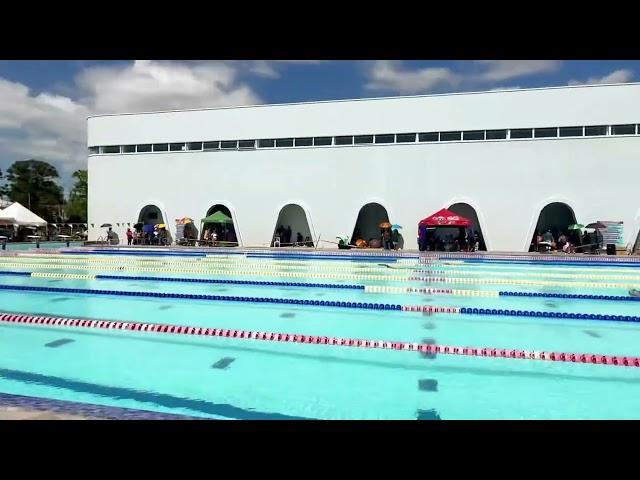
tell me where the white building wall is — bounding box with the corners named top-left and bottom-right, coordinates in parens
top-left (88, 84), bottom-right (640, 146)
top-left (88, 135), bottom-right (640, 251)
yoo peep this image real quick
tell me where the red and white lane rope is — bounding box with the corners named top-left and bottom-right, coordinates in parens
top-left (1, 312), bottom-right (639, 368)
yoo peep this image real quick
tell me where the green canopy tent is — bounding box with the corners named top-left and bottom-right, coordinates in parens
top-left (200, 211), bottom-right (235, 246)
top-left (201, 211), bottom-right (233, 224)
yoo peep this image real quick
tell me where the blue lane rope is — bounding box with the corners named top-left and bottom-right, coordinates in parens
top-left (3, 270), bottom-right (640, 302)
top-left (459, 306), bottom-right (640, 323)
top-left (452, 258), bottom-right (640, 268)
top-left (0, 284), bottom-right (401, 311)
top-left (499, 291), bottom-right (640, 302)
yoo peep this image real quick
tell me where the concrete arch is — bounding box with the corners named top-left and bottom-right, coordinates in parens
top-left (446, 197), bottom-right (490, 251)
top-left (526, 199), bottom-right (579, 251)
top-left (203, 202), bottom-right (242, 246)
top-left (351, 202), bottom-right (391, 247)
top-left (271, 203), bottom-right (315, 247)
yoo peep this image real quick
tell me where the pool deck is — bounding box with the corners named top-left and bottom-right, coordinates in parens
top-left (0, 406), bottom-right (94, 420)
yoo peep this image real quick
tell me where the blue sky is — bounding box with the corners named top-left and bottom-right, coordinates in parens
top-left (0, 60), bottom-right (637, 192)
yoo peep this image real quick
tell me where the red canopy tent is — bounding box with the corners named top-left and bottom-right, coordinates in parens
top-left (419, 208), bottom-right (471, 227)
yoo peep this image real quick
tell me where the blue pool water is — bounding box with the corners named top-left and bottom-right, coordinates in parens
top-left (1, 247), bottom-right (640, 419)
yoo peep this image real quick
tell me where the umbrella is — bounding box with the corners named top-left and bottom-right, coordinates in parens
top-left (180, 217), bottom-right (194, 224)
top-left (379, 221), bottom-right (392, 229)
top-left (585, 222), bottom-right (607, 229)
top-left (133, 223), bottom-right (143, 230)
top-left (355, 239), bottom-right (368, 248)
top-left (100, 223), bottom-right (112, 228)
top-left (568, 224), bottom-right (584, 230)
top-left (155, 223), bottom-right (166, 229)
top-left (391, 224), bottom-right (403, 230)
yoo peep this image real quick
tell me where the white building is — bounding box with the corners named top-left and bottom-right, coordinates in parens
top-left (87, 83), bottom-right (640, 251)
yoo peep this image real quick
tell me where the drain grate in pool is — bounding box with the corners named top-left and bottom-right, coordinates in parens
top-left (418, 379), bottom-right (438, 392)
top-left (211, 357), bottom-right (235, 369)
top-left (50, 297), bottom-right (70, 303)
top-left (583, 330), bottom-right (602, 338)
top-left (422, 322), bottom-right (436, 330)
top-left (158, 305), bottom-right (173, 311)
top-left (416, 408), bottom-right (442, 420)
top-left (45, 338), bottom-right (75, 348)
top-left (280, 312), bottom-right (296, 318)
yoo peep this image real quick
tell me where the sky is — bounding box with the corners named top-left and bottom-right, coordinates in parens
top-left (0, 60), bottom-right (637, 193)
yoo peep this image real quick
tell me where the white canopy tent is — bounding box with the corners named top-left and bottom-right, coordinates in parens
top-left (0, 202), bottom-right (47, 226)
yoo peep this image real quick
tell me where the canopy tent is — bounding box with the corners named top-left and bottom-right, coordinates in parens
top-left (419, 208), bottom-right (471, 227)
top-left (201, 211), bottom-right (233, 224)
top-left (0, 202), bottom-right (47, 226)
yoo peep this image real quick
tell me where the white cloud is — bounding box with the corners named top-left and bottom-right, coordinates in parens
top-left (0, 60), bottom-right (269, 190)
top-left (474, 60), bottom-right (562, 82)
top-left (363, 60), bottom-right (563, 95)
top-left (364, 61), bottom-right (461, 94)
top-left (568, 69), bottom-right (634, 86)
top-left (76, 60), bottom-right (261, 113)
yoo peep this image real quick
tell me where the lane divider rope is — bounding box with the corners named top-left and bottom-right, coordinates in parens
top-left (1, 312), bottom-right (638, 368)
top-left (0, 284), bottom-right (403, 311)
top-left (27, 271), bottom-right (363, 289)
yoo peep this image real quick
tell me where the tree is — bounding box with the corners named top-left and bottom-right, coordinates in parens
top-left (5, 159), bottom-right (64, 222)
top-left (66, 169), bottom-right (88, 222)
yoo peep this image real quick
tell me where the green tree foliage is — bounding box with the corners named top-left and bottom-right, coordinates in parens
top-left (66, 169), bottom-right (88, 222)
top-left (5, 159), bottom-right (64, 222)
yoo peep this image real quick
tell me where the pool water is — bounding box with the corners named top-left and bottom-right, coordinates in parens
top-left (1, 247), bottom-right (640, 419)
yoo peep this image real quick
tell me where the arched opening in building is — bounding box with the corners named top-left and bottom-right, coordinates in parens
top-left (136, 204), bottom-right (168, 245)
top-left (529, 202), bottom-right (577, 252)
top-left (271, 204), bottom-right (313, 247)
top-left (138, 204), bottom-right (164, 226)
top-left (351, 203), bottom-right (390, 248)
top-left (202, 204), bottom-right (238, 246)
top-left (448, 203), bottom-right (487, 251)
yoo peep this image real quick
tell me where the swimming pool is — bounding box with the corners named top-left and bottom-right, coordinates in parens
top-left (1, 246), bottom-right (640, 419)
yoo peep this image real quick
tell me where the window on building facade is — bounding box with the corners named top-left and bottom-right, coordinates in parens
top-left (122, 145), bottom-right (136, 153)
top-left (88, 146), bottom-right (100, 154)
top-left (534, 128), bottom-right (558, 138)
top-left (313, 137), bottom-right (332, 146)
top-left (354, 135), bottom-right (374, 144)
top-left (102, 145), bottom-right (121, 154)
top-left (439, 131), bottom-right (462, 142)
top-left (170, 143), bottom-right (185, 151)
top-left (463, 130), bottom-right (484, 141)
top-left (559, 126), bottom-right (583, 137)
top-left (187, 142), bottom-right (203, 150)
top-left (203, 141), bottom-right (220, 150)
top-left (335, 136), bottom-right (354, 145)
top-left (153, 144), bottom-right (169, 152)
top-left (220, 140), bottom-right (238, 149)
top-left (584, 126), bottom-right (607, 136)
top-left (485, 129), bottom-right (507, 140)
top-left (611, 124), bottom-right (636, 135)
top-left (136, 144), bottom-right (152, 152)
top-left (238, 140), bottom-right (256, 149)
top-left (510, 129), bottom-right (533, 139)
top-left (396, 133), bottom-right (416, 143)
top-left (374, 134), bottom-right (395, 144)
top-left (258, 139), bottom-right (275, 148)
top-left (418, 132), bottom-right (438, 142)
top-left (294, 137), bottom-right (313, 147)
top-left (275, 138), bottom-right (294, 147)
